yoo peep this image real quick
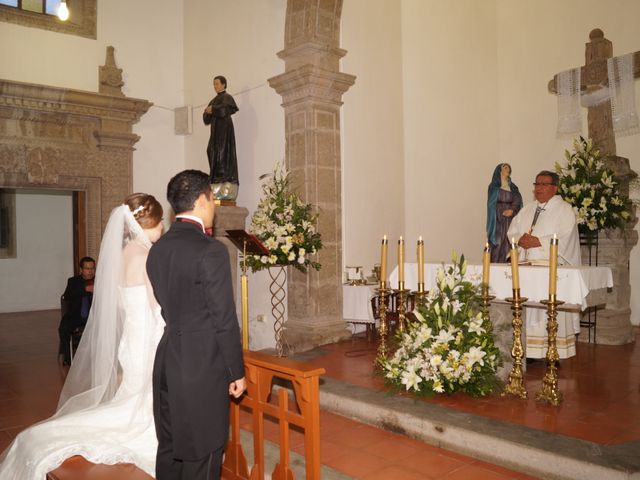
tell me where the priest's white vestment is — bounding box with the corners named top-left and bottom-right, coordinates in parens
top-left (507, 194), bottom-right (582, 359)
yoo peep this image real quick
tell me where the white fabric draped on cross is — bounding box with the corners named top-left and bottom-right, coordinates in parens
top-left (609, 52), bottom-right (640, 137)
top-left (556, 53), bottom-right (638, 138)
top-left (556, 67), bottom-right (582, 136)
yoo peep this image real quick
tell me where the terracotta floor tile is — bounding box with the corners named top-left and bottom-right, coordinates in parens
top-left (360, 434), bottom-right (425, 462)
top-left (327, 448), bottom-right (397, 478)
top-left (400, 450), bottom-right (469, 478)
top-left (442, 462), bottom-right (514, 479)
top-left (360, 464), bottom-right (427, 480)
top-left (344, 426), bottom-right (392, 450)
top-left (317, 438), bottom-right (352, 464)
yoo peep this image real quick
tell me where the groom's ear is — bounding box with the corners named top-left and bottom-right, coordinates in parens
top-left (194, 192), bottom-right (206, 209)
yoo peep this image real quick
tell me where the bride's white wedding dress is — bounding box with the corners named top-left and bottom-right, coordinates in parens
top-left (0, 287), bottom-right (164, 479)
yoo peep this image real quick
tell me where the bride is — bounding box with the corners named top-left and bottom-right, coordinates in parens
top-left (0, 193), bottom-right (165, 479)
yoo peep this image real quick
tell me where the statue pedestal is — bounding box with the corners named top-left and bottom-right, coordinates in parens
top-left (212, 205), bottom-right (249, 302)
top-left (579, 227), bottom-right (638, 345)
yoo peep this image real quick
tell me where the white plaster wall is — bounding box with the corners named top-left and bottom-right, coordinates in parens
top-left (0, 0), bottom-right (185, 221)
top-left (183, 0), bottom-right (287, 350)
top-left (0, 190), bottom-right (73, 312)
top-left (341, 0), bottom-right (405, 278)
top-left (401, 0), bottom-right (500, 266)
top-left (495, 0), bottom-right (640, 324)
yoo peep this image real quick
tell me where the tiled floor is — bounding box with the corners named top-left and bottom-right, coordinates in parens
top-left (298, 329), bottom-right (640, 446)
top-left (239, 407), bottom-right (538, 479)
top-left (4, 310), bottom-right (636, 478)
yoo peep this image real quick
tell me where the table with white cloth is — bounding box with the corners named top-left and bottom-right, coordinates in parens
top-left (389, 263), bottom-right (613, 376)
top-left (342, 284), bottom-right (378, 336)
top-left (389, 263), bottom-right (613, 310)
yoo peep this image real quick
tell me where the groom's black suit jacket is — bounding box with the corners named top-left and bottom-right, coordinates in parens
top-left (147, 220), bottom-right (245, 460)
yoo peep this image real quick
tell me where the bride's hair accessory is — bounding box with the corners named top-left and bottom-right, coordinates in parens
top-left (131, 205), bottom-right (145, 217)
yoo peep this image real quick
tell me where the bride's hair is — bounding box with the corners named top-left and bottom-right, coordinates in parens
top-left (124, 193), bottom-right (163, 229)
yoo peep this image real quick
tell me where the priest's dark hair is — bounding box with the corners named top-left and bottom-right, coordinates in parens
top-left (536, 170), bottom-right (559, 186)
top-left (167, 169), bottom-right (212, 215)
top-left (213, 75), bottom-right (227, 88)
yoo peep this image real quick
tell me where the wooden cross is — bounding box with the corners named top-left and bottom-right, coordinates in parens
top-left (548, 28), bottom-right (640, 157)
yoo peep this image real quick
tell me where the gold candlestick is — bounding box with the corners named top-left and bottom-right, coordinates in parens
top-left (478, 283), bottom-right (495, 333)
top-left (536, 295), bottom-right (564, 406)
top-left (375, 286), bottom-right (390, 365)
top-left (413, 289), bottom-right (428, 309)
top-left (395, 286), bottom-right (410, 333)
top-left (502, 289), bottom-right (528, 399)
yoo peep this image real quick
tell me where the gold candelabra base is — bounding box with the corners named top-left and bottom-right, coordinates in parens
top-left (477, 283), bottom-right (495, 332)
top-left (536, 296), bottom-right (564, 406)
top-left (413, 288), bottom-right (428, 309)
top-left (394, 288), bottom-right (411, 333)
top-left (375, 286), bottom-right (390, 367)
top-left (502, 290), bottom-right (528, 399)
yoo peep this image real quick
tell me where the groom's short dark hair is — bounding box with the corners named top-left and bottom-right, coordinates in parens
top-left (167, 170), bottom-right (211, 215)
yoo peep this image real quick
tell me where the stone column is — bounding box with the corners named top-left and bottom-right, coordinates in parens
top-left (268, 0), bottom-right (355, 352)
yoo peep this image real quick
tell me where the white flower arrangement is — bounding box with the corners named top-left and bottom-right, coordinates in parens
top-left (381, 253), bottom-right (500, 397)
top-left (555, 137), bottom-right (631, 234)
top-left (247, 162), bottom-right (322, 273)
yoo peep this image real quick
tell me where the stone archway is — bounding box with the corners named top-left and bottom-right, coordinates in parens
top-left (0, 78), bottom-right (151, 259)
top-left (269, 0), bottom-right (356, 352)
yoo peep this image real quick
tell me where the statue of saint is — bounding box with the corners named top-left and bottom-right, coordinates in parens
top-left (203, 75), bottom-right (239, 200)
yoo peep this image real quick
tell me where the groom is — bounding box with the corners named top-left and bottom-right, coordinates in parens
top-left (147, 169), bottom-right (246, 480)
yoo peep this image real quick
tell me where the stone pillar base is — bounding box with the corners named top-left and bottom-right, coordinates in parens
top-left (284, 319), bottom-right (351, 354)
top-left (578, 307), bottom-right (635, 345)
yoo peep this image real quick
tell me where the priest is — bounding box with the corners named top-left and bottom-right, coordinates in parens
top-left (507, 170), bottom-right (580, 266)
top-left (507, 170), bottom-right (581, 360)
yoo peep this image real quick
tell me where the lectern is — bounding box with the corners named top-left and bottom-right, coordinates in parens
top-left (225, 230), bottom-right (269, 349)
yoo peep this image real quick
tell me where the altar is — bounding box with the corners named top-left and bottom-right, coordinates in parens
top-left (342, 284), bottom-right (377, 337)
top-left (389, 263), bottom-right (613, 310)
top-left (381, 262), bottom-right (614, 379)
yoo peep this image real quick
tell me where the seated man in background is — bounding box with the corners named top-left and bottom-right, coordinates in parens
top-left (507, 170), bottom-right (581, 362)
top-left (59, 256), bottom-right (96, 366)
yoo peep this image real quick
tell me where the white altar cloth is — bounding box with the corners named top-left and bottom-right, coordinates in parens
top-left (342, 284), bottom-right (377, 323)
top-left (389, 263), bottom-right (612, 311)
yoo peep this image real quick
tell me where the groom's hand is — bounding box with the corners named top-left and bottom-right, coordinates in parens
top-left (229, 377), bottom-right (247, 398)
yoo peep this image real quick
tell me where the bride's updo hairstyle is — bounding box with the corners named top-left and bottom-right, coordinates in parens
top-left (124, 193), bottom-right (163, 229)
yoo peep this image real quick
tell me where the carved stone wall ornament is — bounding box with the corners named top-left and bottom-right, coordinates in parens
top-left (99, 46), bottom-right (125, 97)
top-left (0, 78), bottom-right (152, 259)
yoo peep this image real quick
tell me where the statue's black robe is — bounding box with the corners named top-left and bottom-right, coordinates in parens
top-left (203, 91), bottom-right (239, 185)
